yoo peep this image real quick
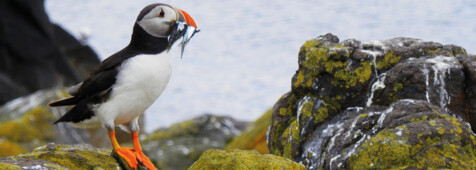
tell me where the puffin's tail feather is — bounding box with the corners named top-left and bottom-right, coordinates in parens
top-left (48, 97), bottom-right (80, 107)
top-left (53, 99), bottom-right (95, 124)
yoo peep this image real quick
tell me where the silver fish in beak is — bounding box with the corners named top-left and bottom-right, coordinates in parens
top-left (179, 25), bottom-right (199, 58)
top-left (168, 8), bottom-right (199, 58)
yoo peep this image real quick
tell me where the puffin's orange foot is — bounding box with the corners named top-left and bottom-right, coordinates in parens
top-left (115, 147), bottom-right (138, 169)
top-left (134, 151), bottom-right (156, 170)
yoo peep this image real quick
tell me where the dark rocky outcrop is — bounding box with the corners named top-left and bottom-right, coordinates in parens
top-left (268, 33), bottom-right (476, 169)
top-left (0, 0), bottom-right (100, 105)
top-left (142, 114), bottom-right (248, 170)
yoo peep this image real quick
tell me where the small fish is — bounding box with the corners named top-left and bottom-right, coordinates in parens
top-left (168, 21), bottom-right (200, 58)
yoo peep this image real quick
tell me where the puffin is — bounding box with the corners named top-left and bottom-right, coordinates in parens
top-left (48, 3), bottom-right (198, 170)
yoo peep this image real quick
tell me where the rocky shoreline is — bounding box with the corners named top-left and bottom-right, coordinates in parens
top-left (2, 34), bottom-right (476, 169)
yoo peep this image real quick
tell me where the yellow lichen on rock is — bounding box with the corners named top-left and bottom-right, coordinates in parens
top-left (0, 162), bottom-right (21, 170)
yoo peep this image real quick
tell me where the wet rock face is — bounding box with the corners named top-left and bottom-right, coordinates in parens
top-left (142, 114), bottom-right (247, 170)
top-left (268, 33), bottom-right (476, 169)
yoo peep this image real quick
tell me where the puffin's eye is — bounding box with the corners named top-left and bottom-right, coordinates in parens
top-left (158, 9), bottom-right (165, 18)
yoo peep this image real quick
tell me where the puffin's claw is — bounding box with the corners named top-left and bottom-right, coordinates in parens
top-left (114, 147), bottom-right (138, 169)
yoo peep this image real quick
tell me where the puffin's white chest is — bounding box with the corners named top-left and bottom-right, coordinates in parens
top-left (95, 52), bottom-right (173, 125)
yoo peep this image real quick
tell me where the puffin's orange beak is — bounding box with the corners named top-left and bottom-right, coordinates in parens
top-left (178, 9), bottom-right (197, 28)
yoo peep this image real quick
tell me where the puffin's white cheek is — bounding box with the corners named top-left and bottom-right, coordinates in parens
top-left (137, 18), bottom-right (169, 38)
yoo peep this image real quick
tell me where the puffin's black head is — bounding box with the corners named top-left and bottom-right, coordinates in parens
top-left (131, 3), bottom-right (199, 55)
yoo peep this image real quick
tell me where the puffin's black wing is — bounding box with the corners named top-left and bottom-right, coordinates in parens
top-left (49, 47), bottom-right (138, 106)
top-left (49, 47), bottom-right (138, 123)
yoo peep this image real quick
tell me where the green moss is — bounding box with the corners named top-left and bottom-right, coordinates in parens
top-left (331, 61), bottom-right (372, 88)
top-left (189, 149), bottom-right (306, 170)
top-left (359, 114), bottom-right (368, 118)
top-left (376, 51), bottom-right (401, 70)
top-left (424, 48), bottom-right (441, 55)
top-left (297, 40), bottom-right (368, 89)
top-left (300, 100), bottom-right (315, 120)
top-left (294, 70), bottom-right (306, 88)
top-left (350, 129), bottom-right (412, 169)
top-left (393, 83), bottom-right (403, 92)
top-left (280, 119), bottom-right (300, 159)
top-left (410, 115), bottom-right (429, 122)
top-left (436, 127), bottom-right (445, 135)
top-left (314, 107), bottom-right (329, 124)
top-left (279, 108), bottom-right (289, 116)
top-left (302, 39), bottom-right (321, 48)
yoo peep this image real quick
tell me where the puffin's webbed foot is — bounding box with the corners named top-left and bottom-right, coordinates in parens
top-left (114, 147), bottom-right (138, 169)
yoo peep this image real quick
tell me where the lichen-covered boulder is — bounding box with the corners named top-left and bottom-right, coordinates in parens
top-left (301, 99), bottom-right (476, 169)
top-left (268, 33), bottom-right (476, 169)
top-left (225, 109), bottom-right (271, 154)
top-left (0, 89), bottom-right (91, 157)
top-left (0, 143), bottom-right (121, 169)
top-left (142, 114), bottom-right (247, 170)
top-left (189, 149), bottom-right (306, 170)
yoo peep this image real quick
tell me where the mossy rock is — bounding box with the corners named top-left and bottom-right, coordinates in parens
top-left (142, 114), bottom-right (247, 170)
top-left (225, 109), bottom-right (271, 154)
top-left (0, 107), bottom-right (56, 157)
top-left (189, 149), bottom-right (306, 170)
top-left (0, 143), bottom-right (123, 169)
top-left (13, 143), bottom-right (120, 169)
top-left (268, 33), bottom-right (475, 164)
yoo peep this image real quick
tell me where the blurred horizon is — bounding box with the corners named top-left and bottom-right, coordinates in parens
top-left (46, 0), bottom-right (476, 132)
